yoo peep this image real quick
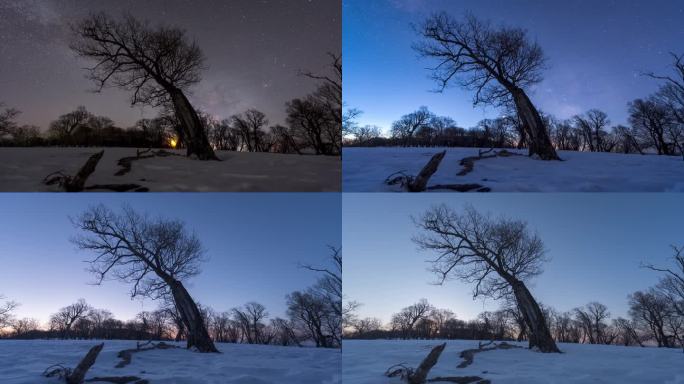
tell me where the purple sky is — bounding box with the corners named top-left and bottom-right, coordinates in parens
top-left (0, 0), bottom-right (340, 130)
top-left (0, 193), bottom-right (340, 325)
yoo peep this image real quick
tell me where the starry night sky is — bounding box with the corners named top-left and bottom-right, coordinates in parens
top-left (0, 0), bottom-right (340, 130)
top-left (344, 0), bottom-right (684, 132)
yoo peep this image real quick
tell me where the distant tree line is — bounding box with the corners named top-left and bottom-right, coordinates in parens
top-left (0, 247), bottom-right (342, 349)
top-left (344, 52), bottom-right (684, 160)
top-left (344, 245), bottom-right (684, 351)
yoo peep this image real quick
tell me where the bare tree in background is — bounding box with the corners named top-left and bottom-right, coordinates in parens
top-left (294, 246), bottom-right (343, 347)
top-left (231, 109), bottom-right (268, 152)
top-left (574, 110), bottom-right (612, 153)
top-left (72, 205), bottom-right (218, 352)
top-left (48, 106), bottom-right (93, 144)
top-left (300, 53), bottom-right (342, 153)
top-left (0, 295), bottom-right (18, 329)
top-left (232, 302), bottom-right (268, 344)
top-left (390, 107), bottom-right (435, 146)
top-left (11, 318), bottom-right (40, 337)
top-left (392, 299), bottom-right (434, 339)
top-left (0, 103), bottom-right (20, 136)
top-left (415, 13), bottom-right (559, 160)
top-left (644, 245), bottom-right (684, 351)
top-left (49, 299), bottom-right (91, 339)
top-left (629, 289), bottom-right (673, 348)
top-left (414, 204), bottom-right (560, 352)
top-left (71, 13), bottom-right (217, 160)
top-left (628, 99), bottom-right (674, 156)
top-left (574, 302), bottom-right (611, 344)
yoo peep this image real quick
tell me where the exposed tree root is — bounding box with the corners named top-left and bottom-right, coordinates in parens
top-left (385, 343), bottom-right (447, 384)
top-left (43, 343), bottom-right (104, 384)
top-left (86, 376), bottom-right (148, 384)
top-left (457, 149), bottom-right (523, 177)
top-left (115, 341), bottom-right (179, 369)
top-left (115, 149), bottom-right (182, 176)
top-left (457, 341), bottom-right (523, 369)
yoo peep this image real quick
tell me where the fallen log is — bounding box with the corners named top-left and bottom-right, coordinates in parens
top-left (43, 343), bottom-right (104, 384)
top-left (44, 151), bottom-right (104, 192)
top-left (385, 151), bottom-right (447, 192)
top-left (67, 343), bottom-right (105, 384)
top-left (457, 341), bottom-right (522, 368)
top-left (385, 343), bottom-right (447, 384)
top-left (409, 151), bottom-right (446, 192)
top-left (457, 149), bottom-right (523, 177)
top-left (410, 342), bottom-right (447, 384)
top-left (115, 341), bottom-right (180, 369)
top-left (115, 149), bottom-right (182, 176)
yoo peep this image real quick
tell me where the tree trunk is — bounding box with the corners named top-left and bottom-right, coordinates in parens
top-left (168, 279), bottom-right (218, 353)
top-left (168, 88), bottom-right (218, 161)
top-left (67, 343), bottom-right (104, 384)
top-left (510, 88), bottom-right (560, 160)
top-left (510, 280), bottom-right (560, 353)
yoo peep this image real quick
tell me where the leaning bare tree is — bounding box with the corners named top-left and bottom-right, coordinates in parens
top-left (413, 204), bottom-right (560, 352)
top-left (415, 13), bottom-right (559, 160)
top-left (72, 205), bottom-right (218, 352)
top-left (71, 13), bottom-right (217, 160)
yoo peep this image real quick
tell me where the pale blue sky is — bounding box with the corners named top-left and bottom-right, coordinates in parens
top-left (0, 193), bottom-right (341, 325)
top-left (343, 194), bottom-right (682, 324)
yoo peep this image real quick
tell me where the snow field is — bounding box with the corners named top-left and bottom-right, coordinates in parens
top-left (342, 147), bottom-right (684, 192)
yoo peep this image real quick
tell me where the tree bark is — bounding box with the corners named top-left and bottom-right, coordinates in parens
top-left (409, 151), bottom-right (446, 192)
top-left (168, 88), bottom-right (218, 161)
top-left (510, 279), bottom-right (560, 353)
top-left (67, 343), bottom-right (104, 384)
top-left (409, 342), bottom-right (446, 384)
top-left (168, 279), bottom-right (218, 353)
top-left (510, 88), bottom-right (560, 160)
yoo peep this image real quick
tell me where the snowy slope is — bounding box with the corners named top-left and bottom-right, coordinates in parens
top-left (343, 339), bottom-right (684, 384)
top-left (342, 147), bottom-right (684, 192)
top-left (0, 340), bottom-right (341, 384)
top-left (0, 147), bottom-right (341, 192)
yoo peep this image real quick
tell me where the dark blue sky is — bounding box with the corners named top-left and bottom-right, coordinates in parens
top-left (343, 194), bottom-right (682, 323)
top-left (0, 193), bottom-right (340, 324)
top-left (343, 0), bottom-right (684, 132)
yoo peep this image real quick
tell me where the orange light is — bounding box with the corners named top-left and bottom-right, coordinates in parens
top-left (169, 138), bottom-right (177, 148)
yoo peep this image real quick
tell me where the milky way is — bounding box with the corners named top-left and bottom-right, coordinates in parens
top-left (0, 0), bottom-right (340, 129)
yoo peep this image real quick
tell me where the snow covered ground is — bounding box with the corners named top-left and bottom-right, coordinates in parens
top-left (343, 147), bottom-right (684, 192)
top-left (0, 147), bottom-right (340, 192)
top-left (343, 339), bottom-right (684, 384)
top-left (0, 340), bottom-right (341, 384)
